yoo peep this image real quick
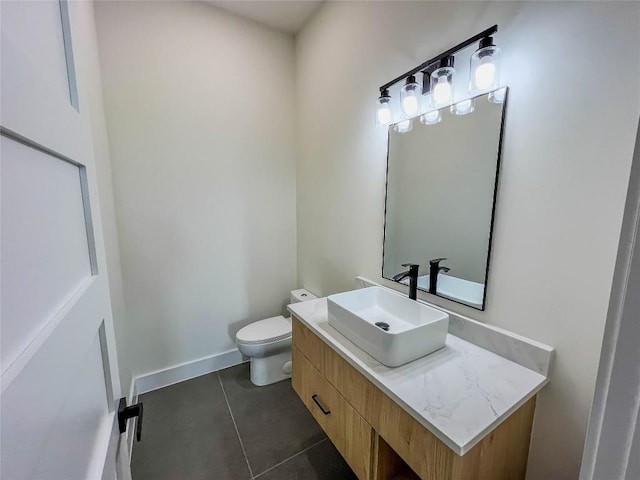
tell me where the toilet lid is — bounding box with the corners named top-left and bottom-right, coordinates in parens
top-left (236, 316), bottom-right (292, 345)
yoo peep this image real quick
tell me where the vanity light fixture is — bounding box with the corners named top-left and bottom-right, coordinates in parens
top-left (375, 25), bottom-right (500, 127)
top-left (430, 56), bottom-right (455, 107)
top-left (420, 109), bottom-right (442, 125)
top-left (488, 86), bottom-right (507, 104)
top-left (393, 119), bottom-right (413, 133)
top-left (452, 98), bottom-right (475, 115)
top-left (376, 89), bottom-right (392, 127)
top-left (419, 72), bottom-right (441, 124)
top-left (420, 72), bottom-right (433, 113)
top-left (400, 75), bottom-right (420, 117)
top-left (470, 36), bottom-right (501, 93)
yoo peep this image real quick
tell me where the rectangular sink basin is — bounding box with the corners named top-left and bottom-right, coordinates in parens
top-left (327, 286), bottom-right (449, 367)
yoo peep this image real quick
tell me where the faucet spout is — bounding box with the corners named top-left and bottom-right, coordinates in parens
top-left (392, 271), bottom-right (409, 282)
top-left (392, 263), bottom-right (420, 300)
top-left (429, 258), bottom-right (449, 294)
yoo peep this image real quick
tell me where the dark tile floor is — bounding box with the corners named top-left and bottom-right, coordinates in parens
top-left (132, 363), bottom-right (358, 480)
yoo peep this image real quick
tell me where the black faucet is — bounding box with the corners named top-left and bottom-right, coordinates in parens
top-left (429, 258), bottom-right (450, 294)
top-left (392, 263), bottom-right (420, 300)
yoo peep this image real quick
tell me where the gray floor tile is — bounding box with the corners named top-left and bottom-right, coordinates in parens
top-left (218, 363), bottom-right (326, 476)
top-left (132, 373), bottom-right (250, 480)
top-left (255, 439), bottom-right (358, 480)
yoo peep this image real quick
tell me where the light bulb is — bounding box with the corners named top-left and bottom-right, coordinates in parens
top-left (377, 105), bottom-right (391, 125)
top-left (394, 119), bottom-right (413, 133)
top-left (420, 110), bottom-right (441, 125)
top-left (375, 90), bottom-right (392, 127)
top-left (475, 60), bottom-right (495, 90)
top-left (469, 37), bottom-right (500, 93)
top-left (433, 76), bottom-right (452, 105)
top-left (488, 87), bottom-right (507, 104)
top-left (400, 75), bottom-right (420, 118)
top-left (452, 98), bottom-right (475, 115)
top-left (430, 58), bottom-right (455, 107)
top-left (402, 94), bottom-right (419, 117)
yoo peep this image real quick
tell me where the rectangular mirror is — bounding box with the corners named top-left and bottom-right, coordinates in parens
top-left (382, 88), bottom-right (507, 310)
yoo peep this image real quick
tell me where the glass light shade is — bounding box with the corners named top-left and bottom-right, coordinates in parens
top-left (430, 67), bottom-right (455, 107)
top-left (393, 119), bottom-right (413, 133)
top-left (421, 73), bottom-right (432, 114)
top-left (451, 98), bottom-right (475, 115)
top-left (421, 93), bottom-right (432, 114)
top-left (419, 109), bottom-right (442, 125)
top-left (470, 45), bottom-right (501, 93)
top-left (375, 93), bottom-right (392, 127)
top-left (400, 77), bottom-right (420, 118)
top-left (488, 87), bottom-right (507, 104)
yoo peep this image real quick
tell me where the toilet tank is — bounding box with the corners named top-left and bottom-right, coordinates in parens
top-left (290, 289), bottom-right (317, 304)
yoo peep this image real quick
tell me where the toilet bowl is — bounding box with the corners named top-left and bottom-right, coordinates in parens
top-left (236, 289), bottom-right (317, 386)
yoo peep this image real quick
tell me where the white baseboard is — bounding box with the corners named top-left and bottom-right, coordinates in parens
top-left (134, 348), bottom-right (245, 396)
top-left (126, 349), bottom-right (244, 465)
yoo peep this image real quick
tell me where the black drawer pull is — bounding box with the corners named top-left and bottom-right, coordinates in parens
top-left (311, 394), bottom-right (331, 415)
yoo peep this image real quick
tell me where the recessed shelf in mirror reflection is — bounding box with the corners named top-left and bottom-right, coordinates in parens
top-left (382, 87), bottom-right (508, 310)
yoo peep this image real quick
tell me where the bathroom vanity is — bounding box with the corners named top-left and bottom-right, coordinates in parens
top-left (289, 292), bottom-right (552, 480)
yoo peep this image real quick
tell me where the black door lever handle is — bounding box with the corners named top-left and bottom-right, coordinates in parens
top-left (118, 397), bottom-right (144, 441)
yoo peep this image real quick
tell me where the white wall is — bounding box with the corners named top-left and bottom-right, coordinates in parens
top-left (295, 2), bottom-right (640, 479)
top-left (94, 1), bottom-right (296, 380)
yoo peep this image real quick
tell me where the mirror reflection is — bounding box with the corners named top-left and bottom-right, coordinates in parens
top-left (382, 88), bottom-right (507, 309)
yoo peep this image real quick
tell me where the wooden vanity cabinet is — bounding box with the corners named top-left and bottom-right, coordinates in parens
top-left (291, 317), bottom-right (537, 480)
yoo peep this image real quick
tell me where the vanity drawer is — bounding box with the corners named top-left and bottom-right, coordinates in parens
top-left (292, 347), bottom-right (373, 480)
top-left (292, 316), bottom-right (323, 369)
top-left (293, 317), bottom-right (376, 415)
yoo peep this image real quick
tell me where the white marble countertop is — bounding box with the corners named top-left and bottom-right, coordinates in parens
top-left (288, 297), bottom-right (549, 455)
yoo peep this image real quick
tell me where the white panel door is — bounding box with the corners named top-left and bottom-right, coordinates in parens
top-left (1, 1), bottom-right (131, 479)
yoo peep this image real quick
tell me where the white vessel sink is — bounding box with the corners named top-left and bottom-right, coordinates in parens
top-left (327, 286), bottom-right (449, 367)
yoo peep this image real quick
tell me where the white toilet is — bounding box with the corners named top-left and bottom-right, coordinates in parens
top-left (236, 289), bottom-right (317, 386)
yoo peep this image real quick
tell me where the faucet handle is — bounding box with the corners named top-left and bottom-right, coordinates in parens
top-left (429, 257), bottom-right (447, 266)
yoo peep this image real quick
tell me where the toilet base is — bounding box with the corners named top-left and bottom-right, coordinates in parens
top-left (250, 350), bottom-right (292, 386)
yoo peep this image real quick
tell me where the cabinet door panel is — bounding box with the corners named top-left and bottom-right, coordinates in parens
top-left (292, 347), bottom-right (372, 480)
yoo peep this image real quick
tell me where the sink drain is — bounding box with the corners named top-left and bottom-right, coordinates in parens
top-left (375, 321), bottom-right (390, 331)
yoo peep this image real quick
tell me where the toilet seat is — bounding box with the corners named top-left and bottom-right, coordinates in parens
top-left (236, 315), bottom-right (292, 345)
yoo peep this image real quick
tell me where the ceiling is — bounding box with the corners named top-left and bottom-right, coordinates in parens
top-left (203, 1), bottom-right (323, 34)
